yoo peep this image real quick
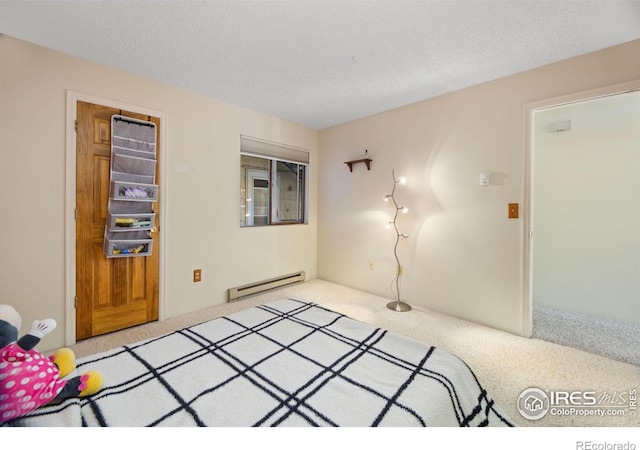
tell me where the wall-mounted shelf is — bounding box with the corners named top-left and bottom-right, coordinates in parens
top-left (344, 158), bottom-right (372, 172)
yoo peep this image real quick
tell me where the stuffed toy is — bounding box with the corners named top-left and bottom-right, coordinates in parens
top-left (0, 304), bottom-right (103, 424)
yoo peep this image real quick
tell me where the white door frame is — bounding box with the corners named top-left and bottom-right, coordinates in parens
top-left (64, 90), bottom-right (167, 346)
top-left (522, 79), bottom-right (640, 337)
top-left (246, 169), bottom-right (269, 226)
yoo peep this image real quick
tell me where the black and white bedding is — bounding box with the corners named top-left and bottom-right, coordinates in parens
top-left (11, 299), bottom-right (513, 427)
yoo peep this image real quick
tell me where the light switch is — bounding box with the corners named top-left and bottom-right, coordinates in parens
top-left (508, 203), bottom-right (519, 219)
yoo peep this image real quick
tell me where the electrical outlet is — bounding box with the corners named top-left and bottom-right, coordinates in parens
top-left (368, 260), bottom-right (375, 270)
top-left (193, 269), bottom-right (202, 283)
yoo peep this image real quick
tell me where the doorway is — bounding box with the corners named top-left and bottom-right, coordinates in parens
top-left (525, 83), bottom-right (640, 362)
top-left (75, 101), bottom-right (160, 340)
top-left (246, 169), bottom-right (269, 226)
top-left (65, 92), bottom-right (166, 345)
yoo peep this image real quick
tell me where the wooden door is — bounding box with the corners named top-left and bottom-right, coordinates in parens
top-left (76, 101), bottom-right (159, 340)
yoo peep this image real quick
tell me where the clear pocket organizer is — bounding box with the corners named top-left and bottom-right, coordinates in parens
top-left (104, 115), bottom-right (158, 258)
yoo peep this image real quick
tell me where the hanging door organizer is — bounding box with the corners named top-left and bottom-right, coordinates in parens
top-left (103, 115), bottom-right (158, 258)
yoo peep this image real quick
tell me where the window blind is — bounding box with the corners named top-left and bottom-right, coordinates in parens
top-left (240, 135), bottom-right (309, 165)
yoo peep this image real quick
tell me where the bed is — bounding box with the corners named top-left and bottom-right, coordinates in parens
top-left (8, 299), bottom-right (514, 427)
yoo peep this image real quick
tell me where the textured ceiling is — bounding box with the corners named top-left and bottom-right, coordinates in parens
top-left (1, 1), bottom-right (639, 129)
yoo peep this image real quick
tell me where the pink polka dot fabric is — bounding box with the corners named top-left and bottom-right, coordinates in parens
top-left (0, 342), bottom-right (66, 423)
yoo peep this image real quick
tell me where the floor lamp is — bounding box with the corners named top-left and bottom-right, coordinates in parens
top-left (384, 170), bottom-right (412, 312)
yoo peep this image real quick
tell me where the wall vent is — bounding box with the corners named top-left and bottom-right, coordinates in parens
top-left (548, 120), bottom-right (572, 133)
top-left (228, 271), bottom-right (305, 301)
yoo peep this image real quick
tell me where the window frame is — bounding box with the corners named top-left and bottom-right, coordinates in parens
top-left (240, 136), bottom-right (309, 228)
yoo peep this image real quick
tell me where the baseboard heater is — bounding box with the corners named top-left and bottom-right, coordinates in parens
top-left (228, 271), bottom-right (306, 301)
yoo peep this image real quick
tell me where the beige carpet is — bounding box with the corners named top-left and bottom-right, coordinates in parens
top-left (65, 279), bottom-right (639, 428)
top-left (533, 303), bottom-right (640, 366)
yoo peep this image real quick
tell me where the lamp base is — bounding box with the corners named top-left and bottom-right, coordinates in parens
top-left (386, 301), bottom-right (412, 312)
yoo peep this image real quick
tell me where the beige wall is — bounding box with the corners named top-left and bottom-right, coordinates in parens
top-left (0, 35), bottom-right (318, 351)
top-left (318, 39), bottom-right (640, 335)
top-left (2, 33), bottom-right (639, 350)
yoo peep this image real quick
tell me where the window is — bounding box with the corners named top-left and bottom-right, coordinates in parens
top-left (240, 136), bottom-right (308, 227)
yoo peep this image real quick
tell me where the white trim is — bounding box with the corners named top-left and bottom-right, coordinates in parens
top-left (246, 169), bottom-right (269, 226)
top-left (65, 91), bottom-right (167, 346)
top-left (521, 79), bottom-right (640, 338)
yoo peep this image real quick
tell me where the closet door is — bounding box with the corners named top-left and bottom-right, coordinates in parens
top-left (75, 101), bottom-right (160, 340)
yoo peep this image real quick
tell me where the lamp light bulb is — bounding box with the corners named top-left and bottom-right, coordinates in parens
top-left (401, 206), bottom-right (408, 214)
top-left (383, 195), bottom-right (391, 202)
top-left (398, 176), bottom-right (407, 185)
top-left (385, 221), bottom-right (393, 229)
